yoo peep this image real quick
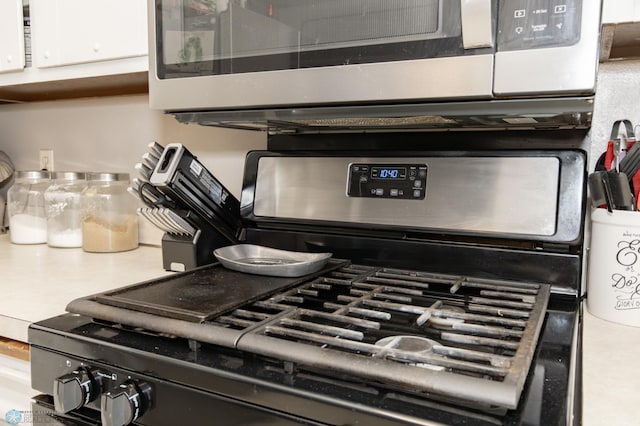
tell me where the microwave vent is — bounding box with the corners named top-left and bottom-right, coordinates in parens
top-left (172, 97), bottom-right (594, 134)
top-left (291, 116), bottom-right (457, 127)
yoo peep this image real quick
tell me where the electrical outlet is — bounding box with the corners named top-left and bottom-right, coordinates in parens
top-left (39, 149), bottom-right (54, 171)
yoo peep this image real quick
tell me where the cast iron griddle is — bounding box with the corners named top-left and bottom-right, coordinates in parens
top-left (93, 259), bottom-right (347, 322)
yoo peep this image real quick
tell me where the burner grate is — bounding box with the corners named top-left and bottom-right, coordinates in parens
top-left (67, 263), bottom-right (549, 410)
top-left (222, 264), bottom-right (549, 409)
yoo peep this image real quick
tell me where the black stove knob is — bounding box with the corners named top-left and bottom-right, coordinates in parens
top-left (53, 367), bottom-right (102, 413)
top-left (101, 380), bottom-right (152, 426)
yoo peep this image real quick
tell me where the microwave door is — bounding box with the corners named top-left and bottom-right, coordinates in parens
top-left (149, 0), bottom-right (496, 112)
top-left (156, 0), bottom-right (480, 73)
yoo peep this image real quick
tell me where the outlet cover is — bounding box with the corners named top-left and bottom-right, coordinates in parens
top-left (39, 149), bottom-right (54, 171)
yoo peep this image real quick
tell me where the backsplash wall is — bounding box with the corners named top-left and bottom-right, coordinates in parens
top-left (0, 60), bottom-right (639, 245)
top-left (0, 94), bottom-right (266, 244)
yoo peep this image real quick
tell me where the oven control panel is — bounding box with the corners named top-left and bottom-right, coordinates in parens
top-left (53, 366), bottom-right (104, 413)
top-left (347, 163), bottom-right (427, 199)
top-left (47, 359), bottom-right (153, 426)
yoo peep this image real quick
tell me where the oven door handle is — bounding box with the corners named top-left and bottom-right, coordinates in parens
top-left (460, 0), bottom-right (494, 49)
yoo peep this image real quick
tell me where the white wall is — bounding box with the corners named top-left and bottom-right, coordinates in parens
top-left (0, 94), bottom-right (267, 244)
top-left (1, 60), bottom-right (638, 245)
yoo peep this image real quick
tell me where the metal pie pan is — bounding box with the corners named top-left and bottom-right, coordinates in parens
top-left (213, 244), bottom-right (332, 277)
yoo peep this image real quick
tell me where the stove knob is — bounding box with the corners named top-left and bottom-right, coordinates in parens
top-left (53, 367), bottom-right (102, 413)
top-left (101, 380), bottom-right (152, 426)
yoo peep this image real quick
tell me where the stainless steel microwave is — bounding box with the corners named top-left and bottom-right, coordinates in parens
top-left (148, 0), bottom-right (602, 131)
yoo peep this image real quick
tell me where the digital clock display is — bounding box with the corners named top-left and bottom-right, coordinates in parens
top-left (371, 166), bottom-right (406, 180)
top-left (348, 163), bottom-right (426, 200)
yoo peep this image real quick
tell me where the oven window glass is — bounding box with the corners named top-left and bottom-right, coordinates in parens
top-left (156, 0), bottom-right (467, 78)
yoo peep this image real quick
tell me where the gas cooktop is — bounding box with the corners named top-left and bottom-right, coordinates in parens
top-left (65, 261), bottom-right (549, 411)
top-left (29, 261), bottom-right (576, 426)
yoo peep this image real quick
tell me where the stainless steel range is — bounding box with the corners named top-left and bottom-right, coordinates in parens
top-left (28, 130), bottom-right (587, 425)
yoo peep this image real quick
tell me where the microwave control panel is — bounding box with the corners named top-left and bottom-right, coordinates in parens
top-left (347, 164), bottom-right (427, 200)
top-left (497, 0), bottom-right (582, 51)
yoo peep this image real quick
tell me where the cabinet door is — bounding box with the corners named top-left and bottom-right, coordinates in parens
top-left (30, 0), bottom-right (147, 68)
top-left (602, 0), bottom-right (640, 23)
top-left (0, 0), bottom-right (25, 73)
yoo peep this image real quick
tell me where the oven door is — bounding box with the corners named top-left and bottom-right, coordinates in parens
top-left (149, 0), bottom-right (496, 111)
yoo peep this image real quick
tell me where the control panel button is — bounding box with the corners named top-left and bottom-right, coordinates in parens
top-left (413, 190), bottom-right (422, 198)
top-left (101, 380), bottom-right (152, 426)
top-left (497, 0), bottom-right (581, 51)
top-left (348, 163), bottom-right (427, 200)
top-left (53, 367), bottom-right (102, 414)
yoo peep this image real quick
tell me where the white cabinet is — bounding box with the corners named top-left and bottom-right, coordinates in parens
top-left (0, 0), bottom-right (25, 74)
top-left (600, 0), bottom-right (640, 61)
top-left (602, 0), bottom-right (640, 24)
top-left (0, 0), bottom-right (148, 101)
top-left (31, 0), bottom-right (147, 69)
top-left (0, 354), bottom-right (34, 422)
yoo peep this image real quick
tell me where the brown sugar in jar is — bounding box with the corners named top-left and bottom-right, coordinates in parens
top-left (81, 172), bottom-right (138, 253)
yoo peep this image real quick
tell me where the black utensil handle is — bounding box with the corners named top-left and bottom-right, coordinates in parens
top-left (588, 171), bottom-right (613, 212)
top-left (608, 171), bottom-right (635, 211)
top-left (619, 142), bottom-right (640, 177)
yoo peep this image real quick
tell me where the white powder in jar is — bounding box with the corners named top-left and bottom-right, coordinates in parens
top-left (47, 228), bottom-right (83, 248)
top-left (9, 213), bottom-right (47, 244)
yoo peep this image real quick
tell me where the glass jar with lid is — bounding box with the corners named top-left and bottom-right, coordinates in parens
top-left (81, 172), bottom-right (138, 253)
top-left (44, 171), bottom-right (88, 248)
top-left (7, 170), bottom-right (51, 244)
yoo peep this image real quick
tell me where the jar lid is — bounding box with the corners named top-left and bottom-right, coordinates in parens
top-left (87, 172), bottom-right (130, 182)
top-left (15, 170), bottom-right (51, 180)
top-left (51, 171), bottom-right (87, 181)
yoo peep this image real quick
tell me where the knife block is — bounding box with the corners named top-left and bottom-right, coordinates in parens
top-left (161, 229), bottom-right (229, 272)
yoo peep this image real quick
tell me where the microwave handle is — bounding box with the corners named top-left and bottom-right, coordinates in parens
top-left (460, 0), bottom-right (494, 49)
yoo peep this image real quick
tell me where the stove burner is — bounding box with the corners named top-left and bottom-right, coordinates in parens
top-left (375, 335), bottom-right (439, 353)
top-left (375, 335), bottom-right (446, 371)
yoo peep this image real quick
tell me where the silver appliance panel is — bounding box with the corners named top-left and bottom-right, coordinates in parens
top-left (252, 156), bottom-right (559, 237)
top-left (494, 0), bottom-right (601, 96)
top-left (149, 54), bottom-right (495, 112)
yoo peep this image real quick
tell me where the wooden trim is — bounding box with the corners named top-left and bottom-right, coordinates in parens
top-left (0, 72), bottom-right (149, 103)
top-left (0, 337), bottom-right (30, 362)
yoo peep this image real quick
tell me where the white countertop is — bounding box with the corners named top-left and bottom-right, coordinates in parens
top-left (582, 310), bottom-right (640, 426)
top-left (0, 233), bottom-right (170, 342)
top-left (0, 233), bottom-right (639, 425)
